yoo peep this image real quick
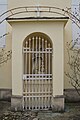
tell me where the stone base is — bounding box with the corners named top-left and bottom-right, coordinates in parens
top-left (52, 95), bottom-right (64, 112)
top-left (0, 89), bottom-right (12, 101)
top-left (11, 95), bottom-right (23, 111)
top-left (1, 88), bottom-right (80, 111)
top-left (64, 89), bottom-right (80, 102)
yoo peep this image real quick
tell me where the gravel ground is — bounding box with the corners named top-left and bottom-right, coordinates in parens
top-left (0, 101), bottom-right (80, 120)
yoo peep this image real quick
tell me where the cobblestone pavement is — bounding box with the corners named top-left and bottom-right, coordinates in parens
top-left (0, 101), bottom-right (80, 120)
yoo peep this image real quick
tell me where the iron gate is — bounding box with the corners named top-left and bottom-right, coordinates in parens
top-left (23, 34), bottom-right (53, 110)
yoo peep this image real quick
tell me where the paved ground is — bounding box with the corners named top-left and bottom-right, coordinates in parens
top-left (0, 101), bottom-right (80, 120)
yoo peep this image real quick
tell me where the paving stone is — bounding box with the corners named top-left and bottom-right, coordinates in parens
top-left (0, 101), bottom-right (80, 120)
top-left (33, 118), bottom-right (39, 120)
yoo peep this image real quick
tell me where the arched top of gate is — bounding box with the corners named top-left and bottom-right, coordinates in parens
top-left (23, 32), bottom-right (53, 48)
top-left (0, 6), bottom-right (80, 28)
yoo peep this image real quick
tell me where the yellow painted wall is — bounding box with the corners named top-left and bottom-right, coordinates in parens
top-left (64, 20), bottom-right (73, 89)
top-left (0, 22), bottom-right (12, 89)
top-left (8, 0), bottom-right (71, 9)
top-left (8, 19), bottom-right (67, 96)
top-left (0, 0), bottom-right (73, 90)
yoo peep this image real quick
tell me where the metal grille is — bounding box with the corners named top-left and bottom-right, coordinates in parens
top-left (23, 35), bottom-right (53, 110)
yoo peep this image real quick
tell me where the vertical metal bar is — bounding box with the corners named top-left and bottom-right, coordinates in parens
top-left (45, 41), bottom-right (47, 74)
top-left (45, 40), bottom-right (47, 109)
top-left (23, 46), bottom-right (25, 110)
top-left (35, 36), bottom-right (38, 109)
top-left (26, 41), bottom-right (28, 74)
top-left (25, 41), bottom-right (28, 110)
top-left (38, 36), bottom-right (41, 109)
top-left (36, 36), bottom-right (38, 74)
top-left (48, 43), bottom-right (51, 108)
top-left (29, 38), bottom-right (31, 110)
top-left (41, 38), bottom-right (44, 109)
top-left (32, 37), bottom-right (34, 109)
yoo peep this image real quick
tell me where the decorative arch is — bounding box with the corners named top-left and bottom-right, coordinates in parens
top-left (0, 6), bottom-right (79, 27)
top-left (23, 32), bottom-right (53, 48)
top-left (23, 32), bottom-right (53, 110)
